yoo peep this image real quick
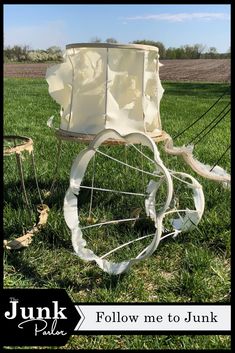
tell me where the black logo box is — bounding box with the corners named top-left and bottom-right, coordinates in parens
top-left (1, 289), bottom-right (79, 346)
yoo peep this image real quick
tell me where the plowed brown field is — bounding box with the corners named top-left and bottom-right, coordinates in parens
top-left (4, 59), bottom-right (230, 82)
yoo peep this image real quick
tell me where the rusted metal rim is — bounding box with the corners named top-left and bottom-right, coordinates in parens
top-left (4, 135), bottom-right (33, 156)
top-left (66, 42), bottom-right (159, 52)
top-left (55, 129), bottom-right (169, 145)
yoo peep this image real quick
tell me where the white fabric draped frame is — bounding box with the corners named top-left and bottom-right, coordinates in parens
top-left (46, 43), bottom-right (164, 137)
top-left (44, 43), bottom-right (229, 274)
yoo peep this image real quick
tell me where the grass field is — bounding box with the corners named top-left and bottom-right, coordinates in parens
top-left (3, 78), bottom-right (231, 350)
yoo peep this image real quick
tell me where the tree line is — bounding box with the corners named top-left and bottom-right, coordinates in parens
top-left (132, 40), bottom-right (230, 59)
top-left (4, 39), bottom-right (230, 63)
top-left (4, 45), bottom-right (63, 63)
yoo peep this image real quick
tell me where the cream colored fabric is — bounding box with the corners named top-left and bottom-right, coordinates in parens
top-left (46, 44), bottom-right (164, 136)
top-left (164, 134), bottom-right (230, 184)
top-left (3, 204), bottom-right (49, 250)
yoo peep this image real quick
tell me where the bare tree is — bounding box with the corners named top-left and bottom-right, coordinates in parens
top-left (91, 36), bottom-right (102, 43)
top-left (132, 40), bottom-right (166, 58)
top-left (106, 37), bottom-right (118, 44)
top-left (194, 43), bottom-right (207, 59)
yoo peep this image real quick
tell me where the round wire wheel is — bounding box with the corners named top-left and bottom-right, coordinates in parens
top-left (64, 129), bottom-right (173, 274)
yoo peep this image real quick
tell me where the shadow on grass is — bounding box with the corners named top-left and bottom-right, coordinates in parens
top-left (4, 246), bottom-right (126, 291)
top-left (4, 176), bottom-right (126, 210)
top-left (4, 177), bottom-right (139, 290)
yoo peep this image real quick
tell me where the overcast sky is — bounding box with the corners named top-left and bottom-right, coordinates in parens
top-left (3, 4), bottom-right (231, 53)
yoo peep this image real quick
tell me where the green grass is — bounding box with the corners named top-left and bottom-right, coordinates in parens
top-left (3, 78), bottom-right (231, 350)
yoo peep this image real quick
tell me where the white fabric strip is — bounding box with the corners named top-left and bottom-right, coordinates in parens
top-left (164, 135), bottom-right (230, 184)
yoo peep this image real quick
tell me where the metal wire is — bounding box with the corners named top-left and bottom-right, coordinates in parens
top-left (88, 154), bottom-right (96, 219)
top-left (173, 88), bottom-right (230, 140)
top-left (187, 106), bottom-right (230, 146)
top-left (49, 139), bottom-right (63, 195)
top-left (31, 151), bottom-right (43, 205)
top-left (209, 145), bottom-right (231, 172)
